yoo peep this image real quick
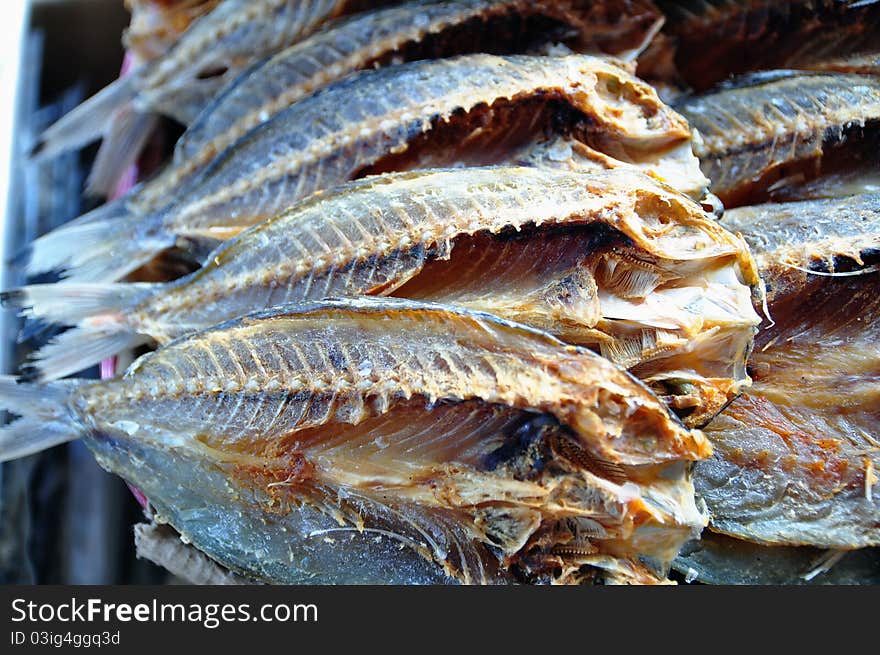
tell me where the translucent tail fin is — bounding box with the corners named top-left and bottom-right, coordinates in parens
top-left (0, 376), bottom-right (81, 462)
top-left (1, 282), bottom-right (156, 381)
top-left (32, 75), bottom-right (140, 161)
top-left (17, 209), bottom-right (174, 283)
top-left (86, 106), bottom-right (158, 197)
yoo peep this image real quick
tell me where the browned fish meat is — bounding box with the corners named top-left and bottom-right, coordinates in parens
top-left (753, 128), bottom-right (880, 202)
top-left (695, 195), bottom-right (880, 548)
top-left (804, 51), bottom-right (880, 76)
top-left (512, 135), bottom-right (711, 207)
top-left (124, 0), bottom-right (221, 62)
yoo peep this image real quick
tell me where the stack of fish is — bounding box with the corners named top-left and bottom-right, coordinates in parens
top-left (0, 0), bottom-right (877, 584)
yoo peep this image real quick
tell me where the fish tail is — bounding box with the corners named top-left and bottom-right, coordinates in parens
top-left (1, 282), bottom-right (156, 381)
top-left (17, 209), bottom-right (174, 283)
top-left (32, 74), bottom-right (141, 161)
top-left (85, 107), bottom-right (158, 198)
top-left (0, 376), bottom-right (81, 462)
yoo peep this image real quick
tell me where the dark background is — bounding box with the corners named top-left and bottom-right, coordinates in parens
top-left (0, 0), bottom-right (168, 585)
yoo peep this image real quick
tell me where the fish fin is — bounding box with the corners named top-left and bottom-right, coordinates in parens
top-left (32, 75), bottom-right (140, 160)
top-left (308, 487), bottom-right (501, 585)
top-left (8, 193), bottom-right (147, 277)
top-left (18, 211), bottom-right (173, 283)
top-left (66, 194), bottom-right (138, 227)
top-left (22, 327), bottom-right (152, 382)
top-left (1, 283), bottom-right (156, 381)
top-left (0, 376), bottom-right (80, 462)
top-left (4, 196), bottom-right (141, 275)
top-left (86, 107), bottom-right (158, 197)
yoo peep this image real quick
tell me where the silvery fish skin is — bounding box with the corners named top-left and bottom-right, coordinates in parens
top-left (767, 169), bottom-right (880, 203)
top-left (694, 196), bottom-right (880, 548)
top-left (675, 532), bottom-right (880, 585)
top-left (676, 71), bottom-right (880, 207)
top-left (27, 54), bottom-right (702, 284)
top-left (139, 0), bottom-right (386, 123)
top-left (0, 298), bottom-right (710, 584)
top-left (722, 194), bottom-right (880, 291)
top-left (9, 167), bottom-right (759, 428)
top-left (653, 0), bottom-right (880, 90)
top-left (132, 0), bottom-right (665, 209)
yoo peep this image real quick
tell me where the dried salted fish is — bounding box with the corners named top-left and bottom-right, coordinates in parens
top-left (36, 0), bottom-right (388, 195)
top-left (124, 0), bottom-right (221, 63)
top-left (24, 54), bottom-right (702, 284)
top-left (676, 71), bottom-right (880, 207)
top-left (135, 0), bottom-right (665, 209)
top-left (721, 195), bottom-right (880, 288)
top-left (6, 167), bottom-right (759, 427)
top-left (512, 135), bottom-right (712, 208)
top-left (754, 129), bottom-right (880, 202)
top-left (674, 532), bottom-right (880, 586)
top-left (803, 51), bottom-right (880, 76)
top-left (652, 0), bottom-right (880, 91)
top-left (694, 196), bottom-right (880, 548)
top-left (0, 298), bottom-right (710, 584)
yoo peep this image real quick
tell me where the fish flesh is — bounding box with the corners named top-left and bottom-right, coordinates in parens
top-left (695, 195), bottom-right (880, 548)
top-left (674, 532), bottom-right (880, 585)
top-left (0, 297), bottom-right (710, 584)
top-left (36, 0), bottom-right (389, 195)
top-left (803, 51), bottom-right (880, 76)
top-left (753, 128), bottom-right (880, 202)
top-left (721, 194), bottom-right (880, 291)
top-left (676, 71), bottom-right (880, 207)
top-left (24, 54), bottom-right (703, 284)
top-left (124, 0), bottom-right (221, 63)
top-left (512, 135), bottom-right (713, 211)
top-left (5, 167), bottom-right (759, 428)
top-left (135, 0), bottom-right (666, 210)
top-left (652, 0), bottom-right (880, 90)
top-left (175, 0), bottom-right (665, 164)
